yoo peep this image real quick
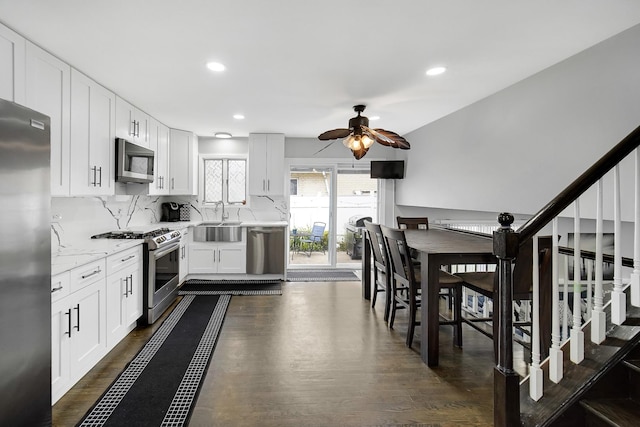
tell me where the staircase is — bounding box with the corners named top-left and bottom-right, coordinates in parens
top-left (491, 124), bottom-right (640, 426)
top-left (520, 304), bottom-right (640, 426)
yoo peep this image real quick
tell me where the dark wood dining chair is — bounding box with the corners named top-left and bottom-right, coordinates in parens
top-left (397, 216), bottom-right (454, 308)
top-left (363, 221), bottom-right (391, 321)
top-left (380, 225), bottom-right (464, 348)
top-left (396, 216), bottom-right (429, 230)
top-left (455, 236), bottom-right (552, 360)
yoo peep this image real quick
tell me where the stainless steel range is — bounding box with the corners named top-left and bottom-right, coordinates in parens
top-left (92, 228), bottom-right (182, 324)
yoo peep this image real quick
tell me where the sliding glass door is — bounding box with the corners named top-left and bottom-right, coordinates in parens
top-left (288, 162), bottom-right (378, 269)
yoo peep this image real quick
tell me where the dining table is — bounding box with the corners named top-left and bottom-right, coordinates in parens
top-left (362, 226), bottom-right (496, 367)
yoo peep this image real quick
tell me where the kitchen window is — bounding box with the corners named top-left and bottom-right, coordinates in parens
top-left (201, 157), bottom-right (247, 205)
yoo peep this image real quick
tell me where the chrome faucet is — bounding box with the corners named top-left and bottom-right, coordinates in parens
top-left (215, 201), bottom-right (228, 222)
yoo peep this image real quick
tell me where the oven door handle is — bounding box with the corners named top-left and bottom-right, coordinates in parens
top-left (153, 241), bottom-right (181, 259)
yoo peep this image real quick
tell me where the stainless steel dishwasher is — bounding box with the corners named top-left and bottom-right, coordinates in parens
top-left (246, 226), bottom-right (285, 274)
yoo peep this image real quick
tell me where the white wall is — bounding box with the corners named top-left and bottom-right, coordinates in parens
top-left (396, 23), bottom-right (640, 221)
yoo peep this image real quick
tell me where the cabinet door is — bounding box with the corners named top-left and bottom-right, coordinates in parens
top-left (249, 133), bottom-right (284, 196)
top-left (0, 23), bottom-right (25, 104)
top-left (106, 272), bottom-right (128, 349)
top-left (149, 120), bottom-right (170, 195)
top-left (115, 96), bottom-right (136, 142)
top-left (265, 134), bottom-right (285, 196)
top-left (169, 128), bottom-right (194, 195)
top-left (188, 245), bottom-right (216, 274)
top-left (51, 298), bottom-right (71, 404)
top-left (218, 245), bottom-right (247, 274)
top-left (69, 280), bottom-right (107, 382)
top-left (179, 232), bottom-right (189, 282)
top-left (135, 109), bottom-right (150, 147)
top-left (70, 69), bottom-right (116, 196)
top-left (248, 133), bottom-right (268, 194)
top-left (125, 266), bottom-right (142, 325)
top-left (25, 42), bottom-right (71, 196)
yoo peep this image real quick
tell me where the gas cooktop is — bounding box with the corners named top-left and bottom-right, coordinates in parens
top-left (91, 228), bottom-right (181, 250)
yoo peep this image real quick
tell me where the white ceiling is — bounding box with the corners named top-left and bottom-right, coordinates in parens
top-left (2, 1), bottom-right (640, 139)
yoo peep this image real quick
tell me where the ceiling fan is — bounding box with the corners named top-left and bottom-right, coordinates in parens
top-left (318, 105), bottom-right (410, 159)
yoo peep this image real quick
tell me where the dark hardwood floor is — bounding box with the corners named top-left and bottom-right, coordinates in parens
top-left (53, 281), bottom-right (499, 426)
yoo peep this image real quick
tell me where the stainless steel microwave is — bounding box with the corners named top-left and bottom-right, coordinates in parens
top-left (115, 138), bottom-right (155, 183)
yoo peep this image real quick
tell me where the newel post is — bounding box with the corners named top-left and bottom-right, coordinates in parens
top-left (493, 212), bottom-right (521, 427)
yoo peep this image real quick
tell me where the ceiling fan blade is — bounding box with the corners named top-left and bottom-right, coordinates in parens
top-left (318, 128), bottom-right (351, 140)
top-left (372, 128), bottom-right (411, 149)
top-left (363, 127), bottom-right (394, 147)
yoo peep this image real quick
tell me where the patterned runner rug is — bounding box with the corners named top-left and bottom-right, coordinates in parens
top-left (286, 269), bottom-right (360, 282)
top-left (179, 279), bottom-right (282, 295)
top-left (77, 294), bottom-right (229, 427)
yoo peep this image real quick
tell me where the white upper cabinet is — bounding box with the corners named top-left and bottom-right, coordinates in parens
top-left (115, 96), bottom-right (150, 147)
top-left (25, 42), bottom-right (71, 196)
top-left (148, 118), bottom-right (170, 195)
top-left (0, 23), bottom-right (26, 105)
top-left (248, 133), bottom-right (285, 196)
top-left (169, 128), bottom-right (197, 195)
top-left (69, 69), bottom-right (116, 196)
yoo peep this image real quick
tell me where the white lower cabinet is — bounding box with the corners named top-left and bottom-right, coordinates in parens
top-left (179, 229), bottom-right (189, 283)
top-left (51, 261), bottom-right (107, 404)
top-left (106, 246), bottom-right (143, 350)
top-left (189, 243), bottom-right (246, 274)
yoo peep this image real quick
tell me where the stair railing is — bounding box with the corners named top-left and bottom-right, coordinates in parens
top-left (494, 124), bottom-right (640, 426)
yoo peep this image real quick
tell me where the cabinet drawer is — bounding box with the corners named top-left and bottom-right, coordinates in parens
top-left (70, 260), bottom-right (106, 293)
top-left (106, 245), bottom-right (142, 276)
top-left (51, 271), bottom-right (70, 303)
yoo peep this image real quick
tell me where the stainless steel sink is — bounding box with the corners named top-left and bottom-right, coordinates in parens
top-left (193, 223), bottom-right (243, 242)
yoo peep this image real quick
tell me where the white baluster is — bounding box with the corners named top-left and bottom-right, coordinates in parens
top-left (586, 260), bottom-right (593, 320)
top-left (632, 148), bottom-right (640, 307)
top-left (612, 165), bottom-right (626, 325)
top-left (592, 179), bottom-right (606, 344)
top-left (563, 254), bottom-right (570, 342)
top-left (549, 218), bottom-right (563, 383)
top-left (530, 235), bottom-right (543, 400)
top-left (571, 201), bottom-right (584, 363)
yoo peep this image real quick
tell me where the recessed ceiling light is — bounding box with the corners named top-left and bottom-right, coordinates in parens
top-left (214, 132), bottom-right (232, 139)
top-left (369, 115), bottom-right (380, 121)
top-left (426, 66), bottom-right (447, 76)
top-left (206, 61), bottom-right (226, 72)
top-left (233, 114), bottom-right (245, 120)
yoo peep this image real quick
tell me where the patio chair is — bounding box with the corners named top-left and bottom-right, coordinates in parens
top-left (300, 222), bottom-right (326, 256)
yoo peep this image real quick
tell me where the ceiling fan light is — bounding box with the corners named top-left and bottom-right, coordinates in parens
top-left (361, 134), bottom-right (374, 148)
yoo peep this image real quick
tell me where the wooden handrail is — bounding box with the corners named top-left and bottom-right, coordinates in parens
top-left (557, 246), bottom-right (633, 268)
top-left (517, 124), bottom-right (640, 244)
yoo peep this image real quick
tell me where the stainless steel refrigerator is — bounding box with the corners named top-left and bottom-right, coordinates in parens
top-left (0, 98), bottom-right (51, 426)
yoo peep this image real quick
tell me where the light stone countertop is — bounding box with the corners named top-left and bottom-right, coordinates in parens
top-left (51, 220), bottom-right (288, 275)
top-left (52, 239), bottom-right (142, 276)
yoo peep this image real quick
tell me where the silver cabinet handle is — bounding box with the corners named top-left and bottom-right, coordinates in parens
top-left (121, 255), bottom-right (135, 262)
top-left (130, 120), bottom-right (135, 136)
top-left (65, 309), bottom-right (72, 337)
top-left (91, 166), bottom-right (97, 186)
top-left (171, 178), bottom-right (175, 190)
top-left (128, 274), bottom-right (133, 295)
top-left (267, 179), bottom-right (270, 191)
top-left (51, 285), bottom-right (64, 293)
top-left (97, 166), bottom-right (102, 187)
top-left (74, 304), bottom-right (80, 332)
top-left (123, 276), bottom-right (129, 298)
top-left (81, 269), bottom-right (101, 279)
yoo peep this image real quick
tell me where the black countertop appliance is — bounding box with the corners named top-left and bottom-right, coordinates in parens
top-left (161, 202), bottom-right (181, 222)
top-left (345, 215), bottom-right (372, 260)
